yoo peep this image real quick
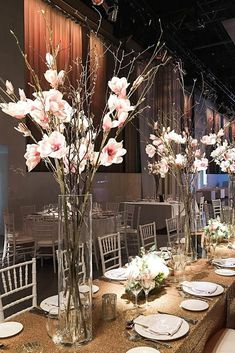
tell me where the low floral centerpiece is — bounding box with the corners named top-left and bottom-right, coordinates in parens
top-left (204, 218), bottom-right (230, 243)
top-left (126, 249), bottom-right (169, 306)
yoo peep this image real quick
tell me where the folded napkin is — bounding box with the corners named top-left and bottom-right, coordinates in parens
top-left (134, 314), bottom-right (183, 336)
top-left (108, 268), bottom-right (126, 278)
top-left (222, 258), bottom-right (235, 266)
top-left (182, 281), bottom-right (217, 294)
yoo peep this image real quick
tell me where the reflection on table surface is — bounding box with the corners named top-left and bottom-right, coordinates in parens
top-left (4, 259), bottom-right (235, 353)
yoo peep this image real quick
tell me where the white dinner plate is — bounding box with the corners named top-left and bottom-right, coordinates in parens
top-left (134, 314), bottom-right (189, 341)
top-left (40, 285), bottom-right (98, 312)
top-left (215, 269), bottom-right (235, 276)
top-left (126, 347), bottom-right (160, 353)
top-left (104, 268), bottom-right (127, 281)
top-left (180, 299), bottom-right (209, 311)
top-left (182, 281), bottom-right (224, 297)
top-left (212, 258), bottom-right (235, 268)
top-left (0, 322), bottom-right (23, 338)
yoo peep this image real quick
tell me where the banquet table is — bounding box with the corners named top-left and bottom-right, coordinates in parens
top-left (123, 201), bottom-right (184, 230)
top-left (3, 259), bottom-right (235, 353)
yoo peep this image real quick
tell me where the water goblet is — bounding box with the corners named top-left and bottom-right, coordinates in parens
top-left (141, 278), bottom-right (155, 308)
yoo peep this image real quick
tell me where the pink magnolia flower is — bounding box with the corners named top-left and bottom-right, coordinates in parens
top-left (158, 159), bottom-right (169, 177)
top-left (201, 133), bottom-right (217, 145)
top-left (191, 138), bottom-right (198, 147)
top-left (30, 89), bottom-right (73, 128)
top-left (92, 0), bottom-right (104, 4)
top-left (108, 94), bottom-right (134, 114)
top-left (6, 80), bottom-right (14, 95)
top-left (19, 89), bottom-right (27, 101)
top-left (220, 160), bottom-right (230, 172)
top-left (44, 69), bottom-right (65, 89)
top-left (38, 131), bottom-right (67, 159)
top-left (0, 100), bottom-right (32, 119)
top-left (194, 157), bottom-right (208, 171)
top-left (175, 153), bottom-right (186, 167)
top-left (108, 77), bottom-right (129, 98)
top-left (145, 144), bottom-right (156, 158)
top-left (46, 53), bottom-right (54, 68)
top-left (102, 113), bottom-right (113, 132)
top-left (24, 144), bottom-right (41, 171)
top-left (195, 149), bottom-right (201, 158)
top-left (165, 130), bottom-right (186, 144)
top-left (30, 99), bottom-right (49, 129)
top-left (100, 138), bottom-right (126, 166)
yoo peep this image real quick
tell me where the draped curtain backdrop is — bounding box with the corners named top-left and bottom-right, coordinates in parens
top-left (139, 61), bottom-right (182, 199)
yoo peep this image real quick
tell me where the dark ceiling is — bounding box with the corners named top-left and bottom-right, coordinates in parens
top-left (61, 0), bottom-right (235, 110)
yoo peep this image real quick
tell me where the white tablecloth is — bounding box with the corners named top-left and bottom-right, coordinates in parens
top-left (123, 201), bottom-right (184, 230)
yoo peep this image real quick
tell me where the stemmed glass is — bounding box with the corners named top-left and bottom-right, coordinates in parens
top-left (127, 279), bottom-right (142, 309)
top-left (141, 278), bottom-right (155, 308)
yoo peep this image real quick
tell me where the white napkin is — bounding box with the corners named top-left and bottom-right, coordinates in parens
top-left (223, 258), bottom-right (235, 266)
top-left (106, 268), bottom-right (126, 278)
top-left (134, 314), bottom-right (183, 336)
top-left (182, 281), bottom-right (217, 294)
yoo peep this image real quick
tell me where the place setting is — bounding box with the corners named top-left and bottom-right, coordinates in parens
top-left (0, 321), bottom-right (24, 339)
top-left (103, 267), bottom-right (128, 281)
top-left (180, 281), bottom-right (224, 297)
top-left (40, 284), bottom-right (100, 313)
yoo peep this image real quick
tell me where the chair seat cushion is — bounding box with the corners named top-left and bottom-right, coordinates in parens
top-left (203, 328), bottom-right (235, 353)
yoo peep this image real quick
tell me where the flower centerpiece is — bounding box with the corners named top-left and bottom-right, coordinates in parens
top-left (0, 19), bottom-right (170, 347)
top-left (204, 217), bottom-right (230, 242)
top-left (146, 122), bottom-right (209, 256)
top-left (126, 249), bottom-right (169, 306)
top-left (203, 217), bottom-right (230, 258)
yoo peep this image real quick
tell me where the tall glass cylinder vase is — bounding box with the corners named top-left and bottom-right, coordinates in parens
top-left (57, 194), bottom-right (92, 347)
top-left (178, 174), bottom-right (198, 260)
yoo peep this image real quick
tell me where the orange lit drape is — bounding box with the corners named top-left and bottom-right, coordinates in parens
top-left (24, 0), bottom-right (82, 89)
top-left (89, 33), bottom-right (107, 120)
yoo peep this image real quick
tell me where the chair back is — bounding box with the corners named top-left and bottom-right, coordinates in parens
top-left (98, 232), bottom-right (122, 275)
top-left (57, 244), bottom-right (86, 284)
top-left (0, 258), bottom-right (37, 322)
top-left (204, 201), bottom-right (211, 225)
top-left (212, 199), bottom-right (222, 219)
top-left (32, 216), bottom-right (57, 243)
top-left (124, 204), bottom-right (135, 228)
top-left (105, 202), bottom-right (120, 214)
top-left (166, 217), bottom-right (178, 247)
top-left (139, 222), bottom-right (157, 250)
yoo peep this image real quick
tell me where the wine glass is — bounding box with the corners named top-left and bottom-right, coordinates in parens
top-left (141, 277), bottom-right (155, 308)
top-left (127, 279), bottom-right (142, 309)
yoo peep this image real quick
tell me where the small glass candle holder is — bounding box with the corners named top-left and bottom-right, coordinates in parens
top-left (102, 293), bottom-right (117, 321)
